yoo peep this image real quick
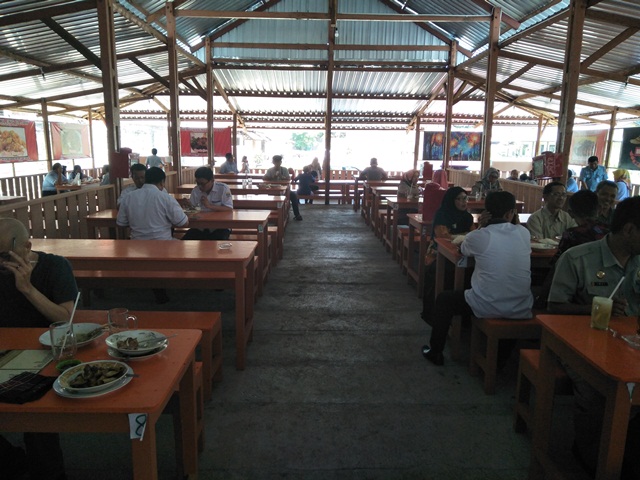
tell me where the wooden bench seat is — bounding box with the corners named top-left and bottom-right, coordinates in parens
top-left (513, 349), bottom-right (572, 434)
top-left (75, 264), bottom-right (259, 307)
top-left (468, 316), bottom-right (542, 394)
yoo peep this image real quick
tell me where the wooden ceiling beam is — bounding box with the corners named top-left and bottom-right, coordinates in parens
top-left (41, 18), bottom-right (102, 69)
top-left (585, 9), bottom-right (640, 28)
top-left (0, 0), bottom-right (96, 28)
top-left (581, 27), bottom-right (639, 68)
top-left (211, 42), bottom-right (450, 51)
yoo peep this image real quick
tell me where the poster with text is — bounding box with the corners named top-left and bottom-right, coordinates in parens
top-left (180, 127), bottom-right (232, 157)
top-left (0, 118), bottom-right (37, 162)
top-left (51, 122), bottom-right (91, 160)
top-left (423, 131), bottom-right (482, 162)
top-left (569, 130), bottom-right (607, 165)
top-left (619, 127), bottom-right (640, 171)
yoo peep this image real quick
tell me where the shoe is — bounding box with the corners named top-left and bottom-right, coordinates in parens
top-left (295, 215), bottom-right (303, 221)
top-left (421, 345), bottom-right (444, 366)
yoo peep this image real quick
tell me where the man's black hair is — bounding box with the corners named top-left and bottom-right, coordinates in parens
top-left (145, 166), bottom-right (165, 184)
top-left (595, 180), bottom-right (617, 193)
top-left (130, 163), bottom-right (146, 174)
top-left (568, 190), bottom-right (598, 219)
top-left (194, 166), bottom-right (214, 181)
top-left (610, 196), bottom-right (640, 234)
top-left (543, 181), bottom-right (566, 196)
top-left (485, 191), bottom-right (516, 219)
top-left (225, 152), bottom-right (233, 161)
top-left (588, 155), bottom-right (599, 164)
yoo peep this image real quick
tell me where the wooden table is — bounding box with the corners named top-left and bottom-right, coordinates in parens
top-left (233, 195), bottom-right (286, 261)
top-left (531, 315), bottom-right (640, 480)
top-left (177, 183), bottom-right (288, 197)
top-left (31, 238), bottom-right (256, 370)
top-left (0, 327), bottom-right (201, 480)
top-left (368, 185), bottom-right (399, 234)
top-left (360, 180), bottom-right (399, 224)
top-left (85, 209), bottom-right (128, 239)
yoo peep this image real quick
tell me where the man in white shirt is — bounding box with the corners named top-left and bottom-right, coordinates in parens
top-left (526, 181), bottom-right (577, 239)
top-left (422, 191), bottom-right (533, 365)
top-left (180, 166), bottom-right (234, 240)
top-left (117, 167), bottom-right (188, 240)
top-left (219, 152), bottom-right (238, 174)
top-left (146, 148), bottom-right (164, 168)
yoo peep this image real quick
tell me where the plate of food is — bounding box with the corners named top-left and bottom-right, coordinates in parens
top-left (530, 242), bottom-right (557, 252)
top-left (56, 360), bottom-right (130, 394)
top-left (39, 323), bottom-right (105, 348)
top-left (105, 330), bottom-right (168, 356)
top-left (107, 342), bottom-right (168, 361)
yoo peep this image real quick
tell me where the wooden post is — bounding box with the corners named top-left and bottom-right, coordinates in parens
top-left (443, 41), bottom-right (457, 170)
top-left (555, 0), bottom-right (587, 186)
top-left (324, 0), bottom-right (337, 204)
top-left (41, 99), bottom-right (52, 169)
top-left (535, 115), bottom-right (544, 156)
top-left (604, 107), bottom-right (617, 168)
top-left (480, 7), bottom-right (501, 174)
top-left (87, 108), bottom-right (95, 170)
top-left (413, 116), bottom-right (421, 171)
top-left (206, 37), bottom-right (214, 169)
top-left (232, 114), bottom-right (237, 162)
top-left (166, 2), bottom-right (182, 184)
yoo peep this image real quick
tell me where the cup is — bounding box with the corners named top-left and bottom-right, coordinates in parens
top-left (590, 296), bottom-right (613, 330)
top-left (108, 308), bottom-right (138, 334)
top-left (49, 321), bottom-right (77, 361)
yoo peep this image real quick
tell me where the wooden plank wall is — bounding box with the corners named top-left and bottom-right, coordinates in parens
top-left (0, 185), bottom-right (116, 239)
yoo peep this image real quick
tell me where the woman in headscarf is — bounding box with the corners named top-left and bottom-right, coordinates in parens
top-left (397, 169), bottom-right (420, 199)
top-left (396, 169), bottom-right (421, 225)
top-left (471, 167), bottom-right (502, 197)
top-left (612, 169), bottom-right (630, 201)
top-left (421, 186), bottom-right (475, 321)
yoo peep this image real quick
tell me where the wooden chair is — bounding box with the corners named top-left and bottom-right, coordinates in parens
top-left (513, 349), bottom-right (572, 433)
top-left (468, 316), bottom-right (542, 394)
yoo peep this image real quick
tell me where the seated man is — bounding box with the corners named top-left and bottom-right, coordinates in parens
top-left (263, 155), bottom-right (302, 221)
top-left (422, 191), bottom-right (533, 365)
top-left (548, 196), bottom-right (640, 478)
top-left (219, 152), bottom-right (238, 174)
top-left (0, 218), bottom-right (78, 480)
top-left (526, 181), bottom-right (577, 239)
top-left (595, 179), bottom-right (618, 226)
top-left (117, 166), bottom-right (188, 240)
top-left (180, 166), bottom-right (233, 240)
top-left (358, 158), bottom-right (388, 181)
top-left (294, 166), bottom-right (317, 204)
top-left (117, 162), bottom-right (147, 206)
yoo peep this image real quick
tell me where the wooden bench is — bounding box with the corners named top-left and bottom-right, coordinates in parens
top-left (513, 348), bottom-right (572, 434)
top-left (297, 192), bottom-right (344, 204)
top-left (468, 316), bottom-right (542, 394)
top-left (75, 268), bottom-right (258, 306)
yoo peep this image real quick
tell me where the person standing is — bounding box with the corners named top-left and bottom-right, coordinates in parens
top-left (525, 181), bottom-right (577, 239)
top-left (358, 158), bottom-right (388, 181)
top-left (264, 155), bottom-right (303, 221)
top-left (180, 166), bottom-right (234, 240)
top-left (219, 152), bottom-right (238, 174)
top-left (579, 155), bottom-right (607, 191)
top-left (421, 191), bottom-right (533, 366)
top-left (146, 148), bottom-right (164, 168)
top-left (0, 218), bottom-right (78, 480)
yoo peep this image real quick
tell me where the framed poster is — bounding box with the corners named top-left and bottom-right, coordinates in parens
top-left (0, 118), bottom-right (38, 162)
top-left (570, 130), bottom-right (606, 165)
top-left (180, 127), bottom-right (232, 157)
top-left (423, 131), bottom-right (482, 161)
top-left (51, 123), bottom-right (91, 159)
top-left (619, 127), bottom-right (640, 171)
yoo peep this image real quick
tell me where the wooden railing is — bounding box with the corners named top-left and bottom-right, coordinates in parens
top-left (0, 185), bottom-right (116, 239)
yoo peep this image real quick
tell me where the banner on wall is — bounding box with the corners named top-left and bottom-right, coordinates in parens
top-left (0, 118), bottom-right (38, 162)
top-left (423, 131), bottom-right (482, 161)
top-left (532, 152), bottom-right (564, 178)
top-left (180, 127), bottom-right (232, 157)
top-left (569, 130), bottom-right (607, 165)
top-left (51, 123), bottom-right (91, 160)
top-left (619, 127), bottom-right (640, 171)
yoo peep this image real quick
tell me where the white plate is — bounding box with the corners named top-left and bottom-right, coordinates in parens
top-left (57, 360), bottom-right (129, 394)
top-left (622, 334), bottom-right (640, 350)
top-left (107, 343), bottom-right (168, 361)
top-left (53, 364), bottom-right (133, 399)
top-left (451, 235), bottom-right (466, 245)
top-left (531, 242), bottom-right (557, 252)
top-left (105, 330), bottom-right (168, 355)
top-left (39, 323), bottom-right (104, 348)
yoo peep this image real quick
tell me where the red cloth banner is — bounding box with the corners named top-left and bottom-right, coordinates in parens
top-left (0, 118), bottom-right (37, 162)
top-left (51, 123), bottom-right (91, 160)
top-left (180, 127), bottom-right (232, 157)
top-left (532, 152), bottom-right (564, 178)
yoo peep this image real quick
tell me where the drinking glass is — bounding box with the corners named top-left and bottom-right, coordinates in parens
top-left (49, 321), bottom-right (77, 361)
top-left (108, 308), bottom-right (138, 334)
top-left (590, 296), bottom-right (613, 330)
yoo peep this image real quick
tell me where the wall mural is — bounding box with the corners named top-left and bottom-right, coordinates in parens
top-left (180, 127), bottom-right (232, 157)
top-left (0, 118), bottom-right (37, 162)
top-left (423, 132), bottom-right (482, 161)
top-left (619, 127), bottom-right (640, 171)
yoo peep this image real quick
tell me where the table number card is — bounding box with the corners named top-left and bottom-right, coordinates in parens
top-left (129, 413), bottom-right (147, 440)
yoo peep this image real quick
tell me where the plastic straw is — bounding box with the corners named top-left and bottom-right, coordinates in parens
top-left (608, 277), bottom-right (625, 299)
top-left (60, 292), bottom-right (81, 353)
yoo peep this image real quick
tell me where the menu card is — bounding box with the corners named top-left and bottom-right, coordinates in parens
top-left (0, 350), bottom-right (53, 383)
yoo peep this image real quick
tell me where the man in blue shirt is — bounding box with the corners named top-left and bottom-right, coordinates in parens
top-left (219, 152), bottom-right (238, 174)
top-left (579, 156), bottom-right (607, 191)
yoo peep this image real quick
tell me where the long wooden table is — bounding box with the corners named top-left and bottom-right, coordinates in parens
top-left (232, 195), bottom-right (287, 261)
top-left (0, 327), bottom-right (201, 480)
top-left (31, 238), bottom-right (256, 370)
top-left (531, 315), bottom-right (640, 480)
top-left (85, 208), bottom-right (270, 295)
top-left (177, 183), bottom-right (288, 197)
top-left (385, 196), bottom-right (421, 259)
